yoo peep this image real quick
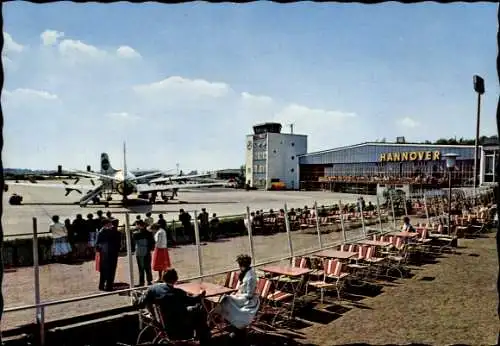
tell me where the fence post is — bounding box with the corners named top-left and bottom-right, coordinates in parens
top-left (339, 200), bottom-right (347, 242)
top-left (32, 217), bottom-right (45, 346)
top-left (284, 204), bottom-right (294, 259)
top-left (124, 213), bottom-right (135, 288)
top-left (389, 190), bottom-right (397, 230)
top-left (171, 219), bottom-right (177, 243)
top-left (359, 198), bottom-right (366, 237)
top-left (376, 195), bottom-right (383, 232)
top-left (313, 201), bottom-right (323, 249)
top-left (246, 206), bottom-right (256, 265)
top-left (193, 211), bottom-right (203, 281)
top-left (423, 193), bottom-right (430, 226)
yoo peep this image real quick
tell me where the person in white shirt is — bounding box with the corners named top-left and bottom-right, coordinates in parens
top-left (49, 215), bottom-right (72, 260)
top-left (151, 223), bottom-right (171, 282)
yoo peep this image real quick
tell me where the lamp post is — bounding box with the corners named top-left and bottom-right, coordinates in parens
top-left (473, 75), bottom-right (485, 194)
top-left (444, 153), bottom-right (459, 235)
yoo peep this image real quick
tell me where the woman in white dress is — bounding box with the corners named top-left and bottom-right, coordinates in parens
top-left (49, 215), bottom-right (72, 260)
top-left (217, 254), bottom-right (260, 336)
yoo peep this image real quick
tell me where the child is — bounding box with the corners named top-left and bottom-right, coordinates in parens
top-left (151, 223), bottom-right (171, 282)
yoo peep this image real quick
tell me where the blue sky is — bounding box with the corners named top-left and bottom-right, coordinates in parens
top-left (3, 2), bottom-right (498, 171)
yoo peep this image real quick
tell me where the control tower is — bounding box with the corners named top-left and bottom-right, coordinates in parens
top-left (245, 122), bottom-right (307, 190)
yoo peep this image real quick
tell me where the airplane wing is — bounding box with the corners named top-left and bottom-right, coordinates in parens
top-left (6, 181), bottom-right (97, 191)
top-left (136, 181), bottom-right (228, 193)
top-left (149, 172), bottom-right (214, 184)
top-left (70, 170), bottom-right (122, 182)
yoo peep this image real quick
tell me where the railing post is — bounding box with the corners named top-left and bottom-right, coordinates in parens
top-left (193, 211), bottom-right (203, 281)
top-left (313, 201), bottom-right (323, 249)
top-left (124, 213), bottom-right (135, 288)
top-left (359, 198), bottom-right (366, 237)
top-left (423, 193), bottom-right (430, 226)
top-left (246, 206), bottom-right (256, 265)
top-left (339, 200), bottom-right (347, 242)
top-left (283, 204), bottom-right (294, 259)
top-left (32, 217), bottom-right (45, 346)
top-left (376, 195), bottom-right (383, 233)
top-left (389, 190), bottom-right (397, 230)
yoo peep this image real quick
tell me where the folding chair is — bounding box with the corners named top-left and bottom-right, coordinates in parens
top-left (306, 259), bottom-right (349, 303)
top-left (255, 277), bottom-right (293, 326)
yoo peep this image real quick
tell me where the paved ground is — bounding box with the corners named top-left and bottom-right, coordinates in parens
top-left (4, 180), bottom-right (377, 237)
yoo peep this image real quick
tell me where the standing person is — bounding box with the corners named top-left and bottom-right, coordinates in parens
top-left (64, 218), bottom-right (74, 258)
top-left (86, 213), bottom-right (99, 258)
top-left (95, 219), bottom-right (122, 291)
top-left (72, 214), bottom-right (88, 259)
top-left (197, 208), bottom-right (209, 241)
top-left (133, 215), bottom-right (142, 228)
top-left (50, 215), bottom-right (72, 262)
top-left (96, 210), bottom-right (106, 228)
top-left (216, 254), bottom-right (259, 338)
top-left (133, 221), bottom-right (155, 286)
top-left (158, 214), bottom-right (173, 244)
top-left (144, 212), bottom-right (154, 227)
top-left (209, 213), bottom-right (220, 241)
top-left (179, 209), bottom-right (192, 241)
top-left (151, 223), bottom-right (171, 282)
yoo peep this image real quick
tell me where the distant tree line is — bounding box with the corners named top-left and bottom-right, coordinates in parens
top-left (375, 135), bottom-right (498, 146)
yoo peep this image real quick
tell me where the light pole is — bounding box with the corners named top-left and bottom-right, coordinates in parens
top-left (444, 153), bottom-right (459, 235)
top-left (473, 75), bottom-right (485, 193)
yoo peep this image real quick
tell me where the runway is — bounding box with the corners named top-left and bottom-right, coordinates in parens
top-left (3, 179), bottom-right (376, 238)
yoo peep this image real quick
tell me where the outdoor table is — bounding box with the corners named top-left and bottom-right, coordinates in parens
top-left (357, 240), bottom-right (392, 247)
top-left (261, 265), bottom-right (312, 320)
top-left (176, 281), bottom-right (237, 333)
top-left (313, 250), bottom-right (357, 260)
top-left (390, 232), bottom-right (419, 238)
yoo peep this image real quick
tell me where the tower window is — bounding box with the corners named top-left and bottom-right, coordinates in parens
top-left (291, 156), bottom-right (295, 160)
top-left (291, 168), bottom-right (295, 173)
top-left (291, 142), bottom-right (295, 146)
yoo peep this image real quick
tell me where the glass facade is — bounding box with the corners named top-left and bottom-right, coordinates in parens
top-left (252, 134), bottom-right (268, 188)
top-left (299, 143), bottom-right (477, 187)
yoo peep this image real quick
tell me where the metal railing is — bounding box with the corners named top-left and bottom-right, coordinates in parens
top-left (3, 186), bottom-right (495, 346)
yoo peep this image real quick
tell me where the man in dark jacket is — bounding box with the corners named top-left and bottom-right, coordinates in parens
top-left (197, 208), bottom-right (209, 241)
top-left (133, 221), bottom-right (155, 286)
top-left (72, 214), bottom-right (88, 259)
top-left (96, 219), bottom-right (122, 291)
top-left (179, 209), bottom-right (192, 240)
top-left (134, 269), bottom-right (211, 345)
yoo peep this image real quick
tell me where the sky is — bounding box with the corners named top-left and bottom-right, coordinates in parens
top-left (2, 2), bottom-right (498, 171)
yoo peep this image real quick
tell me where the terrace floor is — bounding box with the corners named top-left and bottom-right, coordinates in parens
top-left (222, 232), bottom-right (499, 345)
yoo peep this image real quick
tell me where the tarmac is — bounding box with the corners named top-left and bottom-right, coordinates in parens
top-left (3, 179), bottom-right (377, 238)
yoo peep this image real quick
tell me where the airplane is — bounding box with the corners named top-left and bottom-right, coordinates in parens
top-left (5, 143), bottom-right (229, 207)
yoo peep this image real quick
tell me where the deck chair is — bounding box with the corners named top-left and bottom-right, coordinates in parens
top-left (306, 259), bottom-right (349, 303)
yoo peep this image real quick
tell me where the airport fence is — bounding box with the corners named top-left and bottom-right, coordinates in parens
top-left (1, 187), bottom-right (496, 346)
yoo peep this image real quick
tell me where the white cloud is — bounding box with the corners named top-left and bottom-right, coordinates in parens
top-left (134, 76), bottom-right (231, 98)
top-left (58, 39), bottom-right (106, 59)
top-left (4, 88), bottom-right (58, 101)
top-left (116, 45), bottom-right (141, 59)
top-left (241, 91), bottom-right (274, 105)
top-left (40, 30), bottom-right (65, 46)
top-left (3, 32), bottom-right (24, 53)
top-left (398, 116), bottom-right (419, 128)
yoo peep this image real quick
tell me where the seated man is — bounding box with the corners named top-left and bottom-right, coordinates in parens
top-left (133, 269), bottom-right (212, 345)
top-left (402, 216), bottom-right (416, 233)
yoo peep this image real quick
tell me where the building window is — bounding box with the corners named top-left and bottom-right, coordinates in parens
top-left (291, 156), bottom-right (295, 160)
top-left (291, 168), bottom-right (295, 173)
top-left (291, 142), bottom-right (295, 147)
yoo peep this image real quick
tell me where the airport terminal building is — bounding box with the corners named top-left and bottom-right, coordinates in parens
top-left (244, 122), bottom-right (498, 192)
top-left (298, 142), bottom-right (497, 193)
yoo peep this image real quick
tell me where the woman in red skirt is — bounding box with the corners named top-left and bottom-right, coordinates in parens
top-left (151, 223), bottom-right (171, 282)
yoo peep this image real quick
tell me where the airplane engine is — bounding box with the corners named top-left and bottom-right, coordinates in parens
top-left (116, 181), bottom-right (135, 196)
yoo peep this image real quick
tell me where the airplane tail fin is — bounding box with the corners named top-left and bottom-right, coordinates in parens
top-left (100, 153), bottom-right (116, 174)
